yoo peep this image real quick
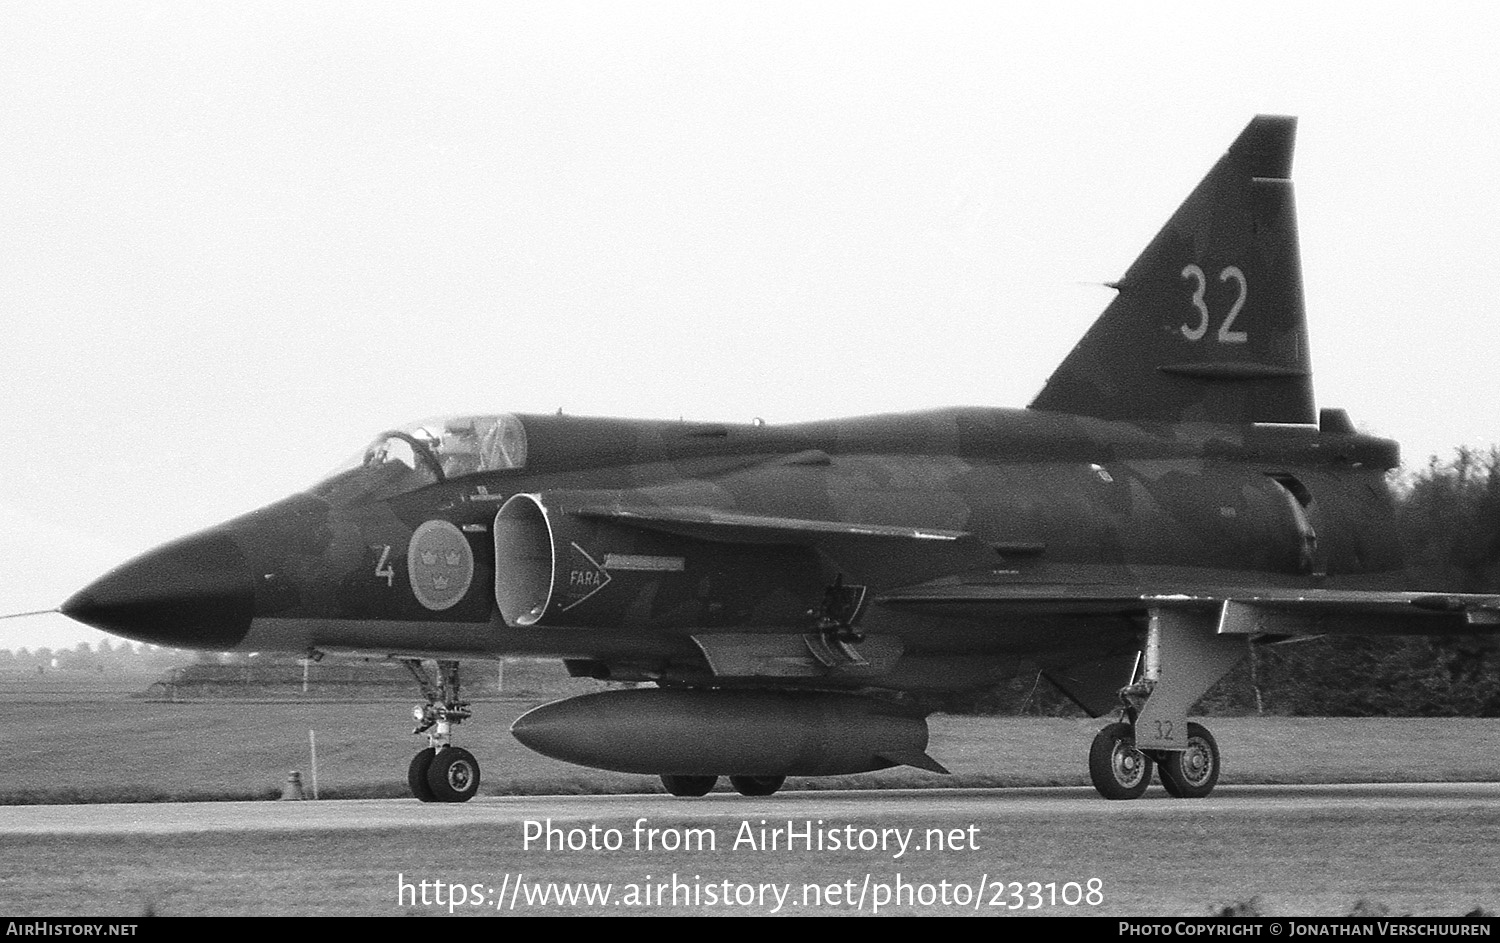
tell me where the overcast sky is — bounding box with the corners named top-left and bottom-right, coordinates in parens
top-left (3, 2), bottom-right (1498, 649)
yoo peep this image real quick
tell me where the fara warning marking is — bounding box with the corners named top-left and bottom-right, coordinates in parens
top-left (561, 542), bottom-right (612, 611)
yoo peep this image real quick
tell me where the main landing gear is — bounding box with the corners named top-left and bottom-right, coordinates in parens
top-left (1088, 721), bottom-right (1153, 800)
top-left (1087, 713), bottom-right (1221, 801)
top-left (402, 659), bottom-right (481, 803)
top-left (1155, 722), bottom-right (1220, 799)
top-left (1085, 607), bottom-right (1239, 801)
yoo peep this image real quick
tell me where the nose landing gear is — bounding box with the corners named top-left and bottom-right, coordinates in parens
top-left (402, 659), bottom-right (481, 803)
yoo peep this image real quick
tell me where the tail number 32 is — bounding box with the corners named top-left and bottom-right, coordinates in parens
top-left (1180, 264), bottom-right (1248, 343)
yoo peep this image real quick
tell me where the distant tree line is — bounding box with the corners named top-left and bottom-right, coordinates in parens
top-left (0, 643), bottom-right (368, 676)
top-left (0, 638), bottom-right (191, 675)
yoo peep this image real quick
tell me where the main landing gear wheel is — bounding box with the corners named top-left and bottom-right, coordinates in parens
top-left (661, 774), bottom-right (717, 797)
top-left (1089, 722), bottom-right (1153, 800)
top-left (408, 748), bottom-right (438, 803)
top-left (729, 775), bottom-right (785, 797)
top-left (427, 747), bottom-right (481, 803)
top-left (1157, 722), bottom-right (1220, 799)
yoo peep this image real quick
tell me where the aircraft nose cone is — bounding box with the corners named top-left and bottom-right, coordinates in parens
top-left (61, 529), bottom-right (255, 649)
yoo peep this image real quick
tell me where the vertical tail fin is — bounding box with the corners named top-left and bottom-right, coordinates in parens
top-left (1030, 116), bottom-right (1314, 425)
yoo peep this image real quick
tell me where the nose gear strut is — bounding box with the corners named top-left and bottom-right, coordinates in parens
top-left (401, 658), bottom-right (480, 802)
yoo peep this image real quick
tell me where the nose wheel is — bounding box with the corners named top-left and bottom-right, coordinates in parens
top-left (408, 748), bottom-right (438, 802)
top-left (425, 747), bottom-right (481, 802)
top-left (409, 745), bottom-right (483, 803)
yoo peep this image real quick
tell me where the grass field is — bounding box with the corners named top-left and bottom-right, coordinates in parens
top-left (1, 696), bottom-right (1496, 803)
top-left (1, 692), bottom-right (1496, 918)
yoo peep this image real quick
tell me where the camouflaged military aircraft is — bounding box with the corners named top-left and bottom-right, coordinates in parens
top-left (59, 115), bottom-right (1500, 802)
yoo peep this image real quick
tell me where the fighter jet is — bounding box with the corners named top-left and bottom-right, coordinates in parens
top-left (60, 116), bottom-right (1500, 802)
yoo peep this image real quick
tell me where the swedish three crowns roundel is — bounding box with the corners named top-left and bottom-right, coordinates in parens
top-left (407, 519), bottom-right (475, 611)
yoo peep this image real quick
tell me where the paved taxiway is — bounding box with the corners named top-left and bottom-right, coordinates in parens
top-left (0, 782), bottom-right (1494, 835)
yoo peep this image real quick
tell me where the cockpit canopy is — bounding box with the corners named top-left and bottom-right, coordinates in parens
top-left (311, 414), bottom-right (528, 506)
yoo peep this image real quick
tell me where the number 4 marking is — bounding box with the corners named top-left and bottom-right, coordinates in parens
top-left (1180, 264), bottom-right (1248, 344)
top-left (374, 545), bottom-right (394, 587)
